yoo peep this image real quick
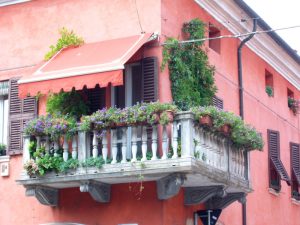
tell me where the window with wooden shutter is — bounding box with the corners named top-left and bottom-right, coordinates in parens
top-left (142, 57), bottom-right (158, 102)
top-left (290, 142), bottom-right (300, 200)
top-left (8, 78), bottom-right (37, 155)
top-left (212, 96), bottom-right (223, 109)
top-left (268, 129), bottom-right (291, 191)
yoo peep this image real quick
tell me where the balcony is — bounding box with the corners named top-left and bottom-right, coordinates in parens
top-left (17, 111), bottom-right (250, 208)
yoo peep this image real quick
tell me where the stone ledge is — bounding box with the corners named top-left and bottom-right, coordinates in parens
top-left (0, 155), bottom-right (10, 162)
top-left (268, 188), bottom-right (280, 197)
top-left (291, 198), bottom-right (300, 206)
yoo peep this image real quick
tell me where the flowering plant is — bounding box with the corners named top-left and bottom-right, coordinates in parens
top-left (23, 115), bottom-right (52, 136)
top-left (24, 159), bottom-right (39, 177)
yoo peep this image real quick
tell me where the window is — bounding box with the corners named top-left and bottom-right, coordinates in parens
top-left (290, 143), bottom-right (300, 200)
top-left (268, 130), bottom-right (291, 192)
top-left (8, 79), bottom-right (37, 155)
top-left (212, 96), bottom-right (223, 109)
top-left (0, 81), bottom-right (9, 156)
top-left (287, 88), bottom-right (298, 114)
top-left (209, 23), bottom-right (221, 53)
top-left (265, 70), bottom-right (274, 97)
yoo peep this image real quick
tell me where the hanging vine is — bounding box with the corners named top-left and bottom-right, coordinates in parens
top-left (162, 18), bottom-right (217, 110)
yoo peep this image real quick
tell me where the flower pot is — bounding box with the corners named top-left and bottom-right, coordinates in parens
top-left (199, 115), bottom-right (212, 127)
top-left (219, 124), bottom-right (231, 136)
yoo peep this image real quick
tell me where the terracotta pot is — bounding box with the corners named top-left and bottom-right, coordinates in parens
top-left (219, 124), bottom-right (231, 136)
top-left (165, 110), bottom-right (174, 123)
top-left (199, 115), bottom-right (213, 127)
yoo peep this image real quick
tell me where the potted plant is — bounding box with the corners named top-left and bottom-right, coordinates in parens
top-left (265, 86), bottom-right (274, 97)
top-left (0, 144), bottom-right (6, 156)
top-left (288, 97), bottom-right (299, 115)
top-left (191, 106), bottom-right (218, 127)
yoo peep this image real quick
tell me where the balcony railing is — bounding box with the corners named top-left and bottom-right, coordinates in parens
top-left (18, 111), bottom-right (250, 207)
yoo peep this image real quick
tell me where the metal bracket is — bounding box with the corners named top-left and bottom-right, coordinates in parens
top-left (184, 186), bottom-right (226, 205)
top-left (156, 173), bottom-right (185, 200)
top-left (25, 186), bottom-right (58, 207)
top-left (205, 192), bottom-right (246, 209)
top-left (80, 181), bottom-right (111, 203)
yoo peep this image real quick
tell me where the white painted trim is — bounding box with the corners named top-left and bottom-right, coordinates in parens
top-left (0, 0), bottom-right (30, 7)
top-left (194, 0), bottom-right (300, 90)
top-left (0, 155), bottom-right (9, 162)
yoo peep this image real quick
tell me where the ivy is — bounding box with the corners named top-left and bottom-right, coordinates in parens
top-left (162, 18), bottom-right (217, 110)
top-left (44, 27), bottom-right (84, 61)
top-left (46, 90), bottom-right (89, 120)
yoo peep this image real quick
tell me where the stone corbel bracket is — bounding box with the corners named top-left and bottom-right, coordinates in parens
top-left (80, 181), bottom-right (111, 203)
top-left (205, 192), bottom-right (246, 209)
top-left (157, 173), bottom-right (186, 200)
top-left (25, 186), bottom-right (59, 207)
top-left (184, 186), bottom-right (226, 205)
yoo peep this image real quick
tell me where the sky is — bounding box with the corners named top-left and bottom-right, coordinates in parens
top-left (244, 0), bottom-right (300, 55)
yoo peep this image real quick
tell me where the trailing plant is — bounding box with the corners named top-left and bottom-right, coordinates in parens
top-left (265, 86), bottom-right (274, 97)
top-left (192, 106), bottom-right (264, 151)
top-left (81, 157), bottom-right (105, 168)
top-left (288, 97), bottom-right (299, 115)
top-left (0, 144), bottom-right (6, 156)
top-left (46, 90), bottom-right (89, 120)
top-left (60, 158), bottom-right (80, 172)
top-left (79, 102), bottom-right (177, 131)
top-left (44, 27), bottom-right (84, 61)
top-left (162, 18), bottom-right (217, 110)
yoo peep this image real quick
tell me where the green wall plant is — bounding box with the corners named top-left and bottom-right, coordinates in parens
top-left (162, 18), bottom-right (217, 110)
top-left (44, 27), bottom-right (84, 61)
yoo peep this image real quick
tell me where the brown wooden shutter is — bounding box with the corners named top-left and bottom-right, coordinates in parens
top-left (268, 129), bottom-right (291, 185)
top-left (290, 142), bottom-right (300, 185)
top-left (142, 57), bottom-right (158, 102)
top-left (8, 78), bottom-right (37, 155)
top-left (212, 96), bottom-right (223, 109)
top-left (87, 86), bottom-right (106, 113)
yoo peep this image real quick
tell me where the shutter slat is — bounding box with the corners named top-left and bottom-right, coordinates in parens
top-left (212, 96), bottom-right (224, 109)
top-left (291, 143), bottom-right (300, 185)
top-left (8, 78), bottom-right (37, 155)
top-left (142, 57), bottom-right (158, 102)
top-left (268, 129), bottom-right (291, 185)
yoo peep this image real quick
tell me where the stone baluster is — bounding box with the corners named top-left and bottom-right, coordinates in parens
top-left (199, 129), bottom-right (207, 163)
top-left (131, 126), bottom-right (138, 162)
top-left (36, 136), bottom-right (41, 149)
top-left (45, 136), bottom-right (50, 155)
top-left (121, 127), bottom-right (127, 163)
top-left (151, 125), bottom-right (158, 160)
top-left (92, 130), bottom-right (98, 158)
top-left (162, 125), bottom-right (168, 160)
top-left (141, 126), bottom-right (147, 162)
top-left (54, 140), bottom-right (59, 157)
top-left (102, 131), bottom-right (108, 163)
top-left (205, 132), bottom-right (212, 165)
top-left (172, 121), bottom-right (178, 159)
top-left (219, 138), bottom-right (226, 170)
top-left (78, 131), bottom-right (90, 162)
top-left (178, 112), bottom-right (195, 158)
top-left (111, 129), bottom-right (118, 164)
top-left (63, 135), bottom-right (69, 161)
top-left (72, 135), bottom-right (77, 159)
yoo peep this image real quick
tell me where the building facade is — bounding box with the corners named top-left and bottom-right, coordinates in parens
top-left (0, 0), bottom-right (300, 225)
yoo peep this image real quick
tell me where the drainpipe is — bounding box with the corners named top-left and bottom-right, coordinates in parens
top-left (238, 19), bottom-right (257, 120)
top-left (237, 19), bottom-right (257, 225)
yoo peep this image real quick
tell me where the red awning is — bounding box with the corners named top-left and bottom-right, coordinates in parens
top-left (18, 33), bottom-right (155, 98)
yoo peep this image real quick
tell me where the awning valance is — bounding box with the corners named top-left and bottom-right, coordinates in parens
top-left (18, 33), bottom-right (155, 98)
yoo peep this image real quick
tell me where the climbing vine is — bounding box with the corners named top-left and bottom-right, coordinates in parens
top-left (162, 18), bottom-right (217, 110)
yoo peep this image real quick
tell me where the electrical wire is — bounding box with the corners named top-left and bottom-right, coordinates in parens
top-left (214, 71), bottom-right (300, 132)
top-left (134, 0), bottom-right (144, 34)
top-left (161, 25), bottom-right (300, 45)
